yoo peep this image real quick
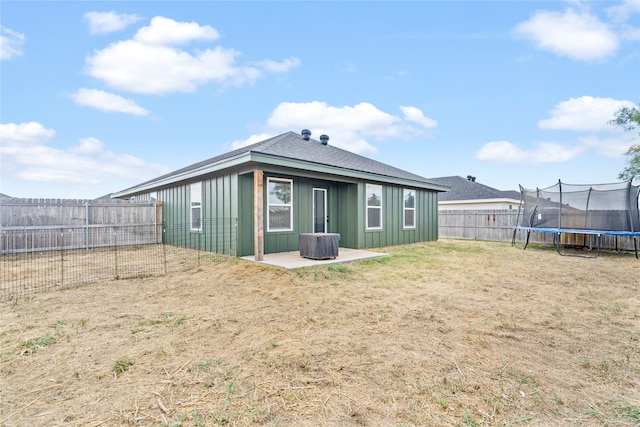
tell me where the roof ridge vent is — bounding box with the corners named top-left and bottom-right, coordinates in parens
top-left (320, 134), bottom-right (329, 145)
top-left (301, 129), bottom-right (311, 140)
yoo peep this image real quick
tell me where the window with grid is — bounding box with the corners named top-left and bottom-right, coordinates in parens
top-left (403, 189), bottom-right (416, 229)
top-left (190, 182), bottom-right (202, 231)
top-left (366, 183), bottom-right (383, 230)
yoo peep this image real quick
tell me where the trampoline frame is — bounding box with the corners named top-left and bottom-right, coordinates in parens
top-left (512, 226), bottom-right (640, 258)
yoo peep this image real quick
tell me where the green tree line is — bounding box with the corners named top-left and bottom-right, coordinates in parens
top-left (610, 105), bottom-right (640, 181)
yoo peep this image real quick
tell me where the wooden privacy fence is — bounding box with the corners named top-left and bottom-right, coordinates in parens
top-left (438, 209), bottom-right (638, 252)
top-left (0, 198), bottom-right (162, 253)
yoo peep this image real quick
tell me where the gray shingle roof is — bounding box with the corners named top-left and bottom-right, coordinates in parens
top-left (426, 176), bottom-right (519, 201)
top-left (117, 131), bottom-right (447, 195)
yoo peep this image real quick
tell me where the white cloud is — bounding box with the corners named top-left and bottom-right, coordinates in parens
top-left (538, 96), bottom-right (635, 131)
top-left (134, 16), bottom-right (219, 45)
top-left (605, 1), bottom-right (640, 41)
top-left (477, 95), bottom-right (639, 168)
top-left (476, 140), bottom-right (584, 164)
top-left (231, 101), bottom-right (438, 154)
top-left (70, 137), bottom-right (104, 154)
top-left (230, 133), bottom-right (274, 150)
top-left (0, 121), bottom-right (169, 195)
top-left (69, 88), bottom-right (150, 116)
top-left (86, 42), bottom-right (255, 94)
top-left (578, 133), bottom-right (640, 158)
top-left (255, 57), bottom-right (302, 73)
top-left (0, 122), bottom-right (55, 146)
top-left (400, 106), bottom-right (437, 128)
top-left (0, 26), bottom-right (25, 60)
top-left (514, 8), bottom-right (618, 61)
top-left (85, 16), bottom-right (299, 95)
top-left (620, 26), bottom-right (640, 40)
top-left (84, 11), bottom-right (142, 35)
top-left (606, 0), bottom-right (640, 23)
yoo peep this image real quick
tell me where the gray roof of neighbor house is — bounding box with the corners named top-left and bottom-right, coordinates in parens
top-left (113, 131), bottom-right (449, 197)
top-left (426, 175), bottom-right (520, 202)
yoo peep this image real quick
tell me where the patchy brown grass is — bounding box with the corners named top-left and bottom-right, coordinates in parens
top-left (1, 239), bottom-right (639, 426)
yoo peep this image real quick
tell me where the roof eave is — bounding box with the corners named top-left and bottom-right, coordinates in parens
top-left (111, 151), bottom-right (253, 198)
top-left (112, 151), bottom-right (449, 198)
top-left (250, 153), bottom-right (450, 191)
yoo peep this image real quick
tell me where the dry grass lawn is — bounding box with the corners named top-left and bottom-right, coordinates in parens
top-left (1, 239), bottom-right (639, 426)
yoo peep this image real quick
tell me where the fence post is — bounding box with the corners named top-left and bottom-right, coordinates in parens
top-left (85, 201), bottom-right (89, 251)
top-left (203, 217), bottom-right (207, 254)
top-left (153, 202), bottom-right (158, 244)
top-left (233, 217), bottom-right (238, 257)
top-left (60, 227), bottom-right (65, 288)
top-left (162, 221), bottom-right (167, 275)
top-left (113, 226), bottom-right (118, 280)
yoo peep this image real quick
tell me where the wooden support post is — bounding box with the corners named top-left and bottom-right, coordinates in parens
top-left (254, 170), bottom-right (264, 261)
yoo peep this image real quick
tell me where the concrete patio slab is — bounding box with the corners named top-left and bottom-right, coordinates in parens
top-left (240, 247), bottom-right (389, 269)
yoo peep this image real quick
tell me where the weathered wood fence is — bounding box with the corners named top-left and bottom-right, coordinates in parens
top-left (0, 198), bottom-right (162, 253)
top-left (439, 209), bottom-right (638, 252)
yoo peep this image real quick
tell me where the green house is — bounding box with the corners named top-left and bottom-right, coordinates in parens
top-left (111, 130), bottom-right (448, 259)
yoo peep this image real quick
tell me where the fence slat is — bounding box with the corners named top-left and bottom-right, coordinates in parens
top-left (438, 209), bottom-right (638, 251)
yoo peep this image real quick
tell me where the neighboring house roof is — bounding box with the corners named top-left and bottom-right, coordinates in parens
top-left (113, 131), bottom-right (449, 198)
top-left (427, 176), bottom-right (520, 202)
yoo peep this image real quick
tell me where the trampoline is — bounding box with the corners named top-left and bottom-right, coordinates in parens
top-left (511, 180), bottom-right (640, 258)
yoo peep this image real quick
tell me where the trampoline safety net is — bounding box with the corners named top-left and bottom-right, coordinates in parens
top-left (517, 180), bottom-right (640, 232)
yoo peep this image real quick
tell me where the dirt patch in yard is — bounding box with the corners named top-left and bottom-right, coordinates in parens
top-left (1, 239), bottom-right (639, 426)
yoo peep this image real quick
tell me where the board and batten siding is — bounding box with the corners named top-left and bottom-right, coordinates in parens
top-left (360, 184), bottom-right (439, 249)
top-left (233, 173), bottom-right (441, 257)
top-left (154, 173), bottom-right (239, 252)
top-left (262, 175), bottom-right (342, 255)
top-left (156, 173), bottom-right (239, 223)
top-left (238, 172), bottom-right (255, 257)
top-left (337, 183), bottom-right (359, 249)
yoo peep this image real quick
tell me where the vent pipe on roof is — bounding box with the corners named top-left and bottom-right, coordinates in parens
top-left (320, 134), bottom-right (329, 145)
top-left (301, 129), bottom-right (311, 140)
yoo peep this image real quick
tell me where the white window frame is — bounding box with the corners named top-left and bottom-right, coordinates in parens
top-left (190, 182), bottom-right (202, 232)
top-left (366, 183), bottom-right (383, 230)
top-left (267, 177), bottom-right (293, 232)
top-left (403, 189), bottom-right (416, 229)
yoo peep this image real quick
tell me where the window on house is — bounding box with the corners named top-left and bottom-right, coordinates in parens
top-left (404, 189), bottom-right (416, 229)
top-left (267, 178), bottom-right (293, 231)
top-left (190, 182), bottom-right (202, 231)
top-left (366, 183), bottom-right (383, 230)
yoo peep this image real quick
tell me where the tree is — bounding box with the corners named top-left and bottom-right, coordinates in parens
top-left (610, 105), bottom-right (640, 181)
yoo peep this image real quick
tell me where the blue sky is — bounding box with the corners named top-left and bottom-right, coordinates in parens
top-left (1, 1), bottom-right (639, 199)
